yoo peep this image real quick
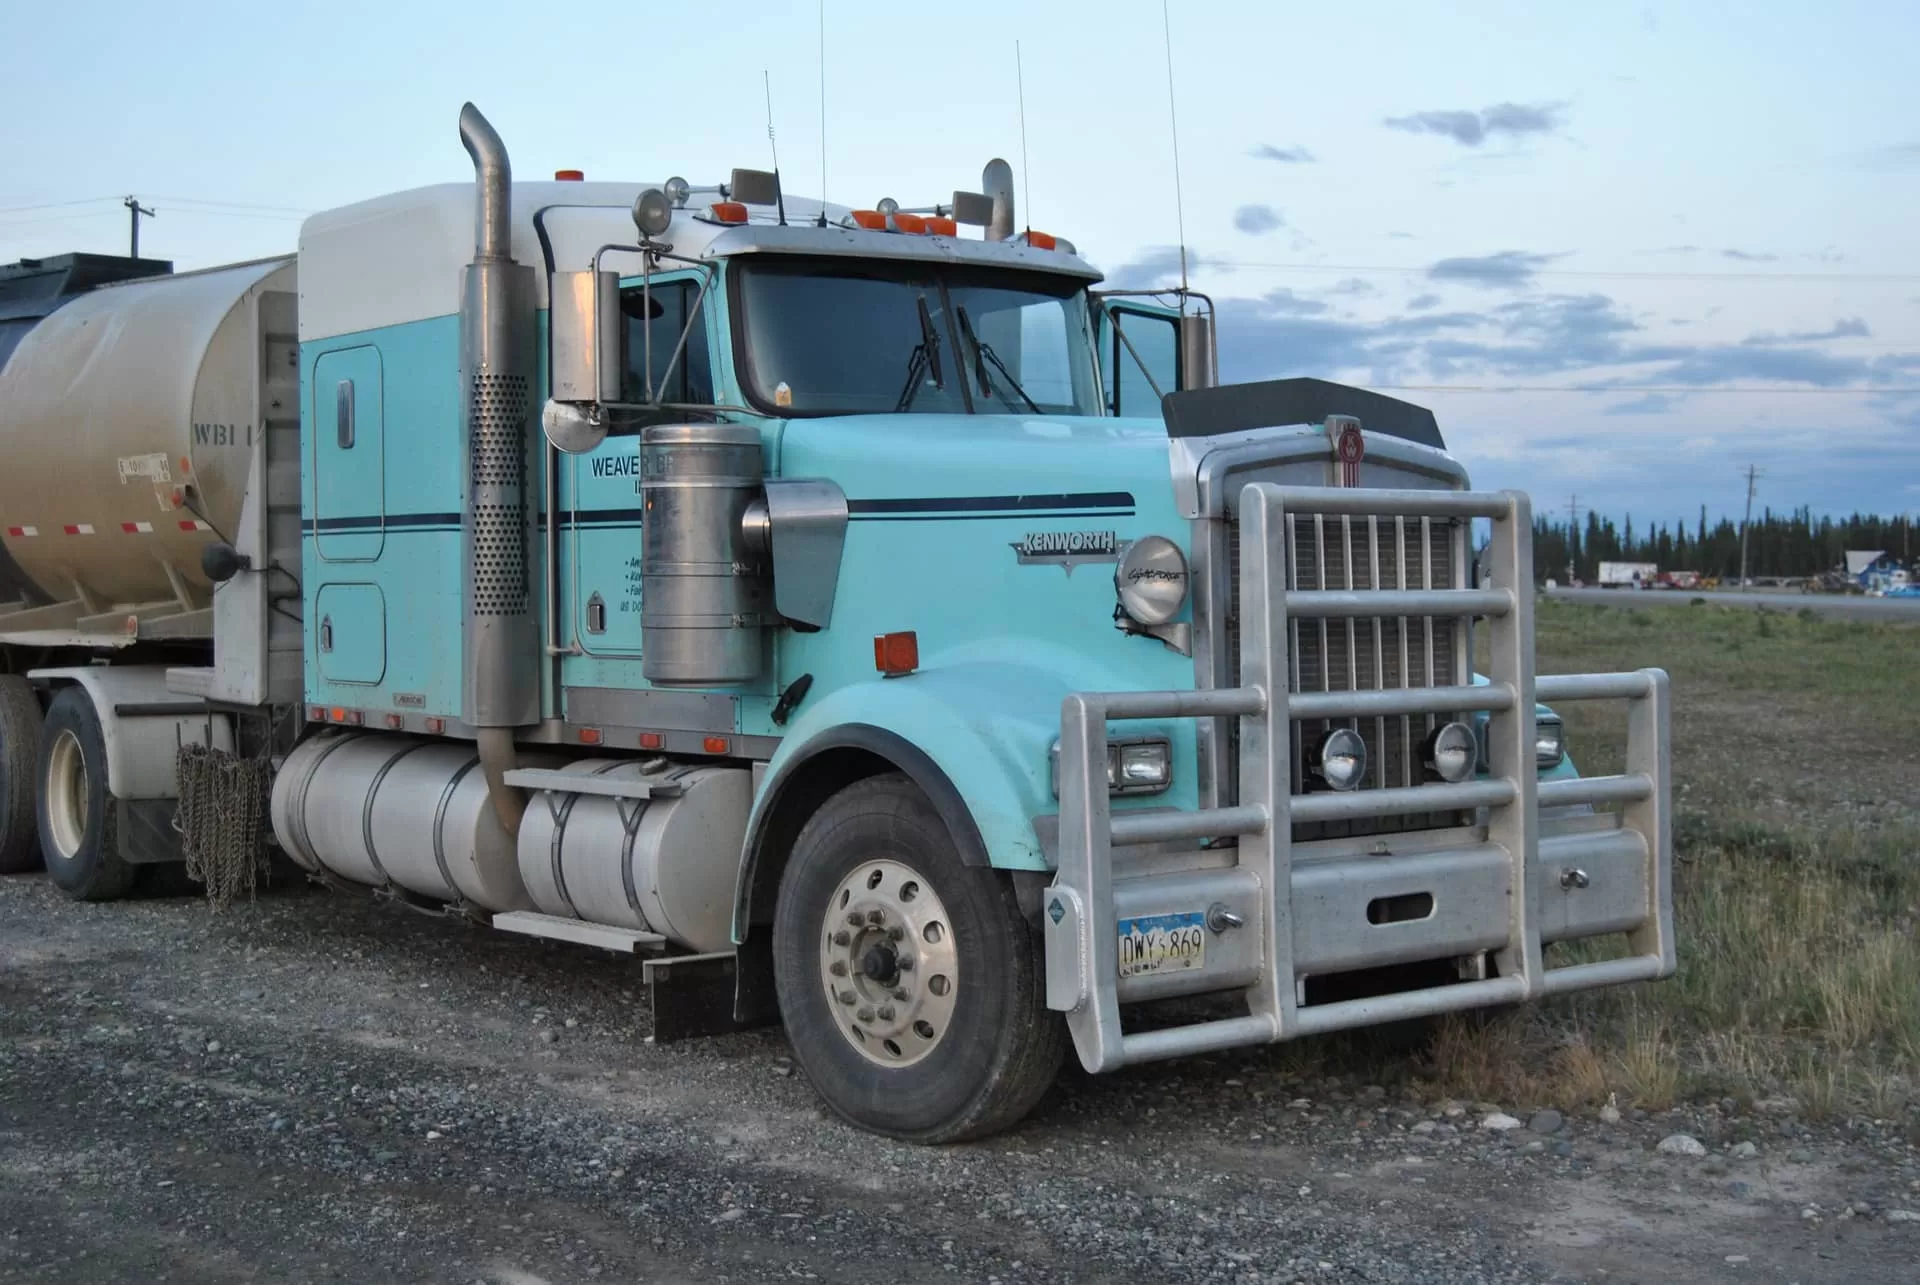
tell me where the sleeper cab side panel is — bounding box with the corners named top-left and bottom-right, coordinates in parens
top-left (300, 316), bottom-right (465, 718)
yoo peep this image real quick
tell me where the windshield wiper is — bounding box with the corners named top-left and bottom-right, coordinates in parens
top-left (955, 304), bottom-right (1041, 414)
top-left (894, 293), bottom-right (946, 412)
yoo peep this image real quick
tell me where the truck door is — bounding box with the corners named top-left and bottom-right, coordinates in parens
top-left (1092, 299), bottom-right (1181, 416)
top-left (310, 345), bottom-right (385, 561)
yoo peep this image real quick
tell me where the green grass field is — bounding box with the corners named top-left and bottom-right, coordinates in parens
top-left (1263, 601), bottom-right (1920, 1120)
top-left (1420, 600), bottom-right (1920, 1120)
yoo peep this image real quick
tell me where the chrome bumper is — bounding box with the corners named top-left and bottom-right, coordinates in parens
top-left (1044, 483), bottom-right (1675, 1074)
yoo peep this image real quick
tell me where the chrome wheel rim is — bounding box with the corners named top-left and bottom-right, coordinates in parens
top-left (45, 729), bottom-right (87, 860)
top-left (816, 858), bottom-right (959, 1068)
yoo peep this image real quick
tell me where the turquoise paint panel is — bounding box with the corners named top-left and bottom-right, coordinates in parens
top-left (314, 583), bottom-right (388, 684)
top-left (311, 346), bottom-right (385, 560)
top-left (740, 409), bottom-right (1201, 873)
top-left (301, 315), bottom-right (468, 717)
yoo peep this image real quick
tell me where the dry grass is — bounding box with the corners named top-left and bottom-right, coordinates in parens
top-left (1407, 600), bottom-right (1920, 1117)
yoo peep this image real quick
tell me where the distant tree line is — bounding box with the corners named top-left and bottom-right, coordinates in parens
top-left (1530, 508), bottom-right (1916, 582)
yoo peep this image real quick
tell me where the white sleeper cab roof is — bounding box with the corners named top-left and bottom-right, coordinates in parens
top-left (297, 181), bottom-right (1101, 343)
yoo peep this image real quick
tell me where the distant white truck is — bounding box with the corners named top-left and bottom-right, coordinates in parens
top-left (1598, 561), bottom-right (1659, 589)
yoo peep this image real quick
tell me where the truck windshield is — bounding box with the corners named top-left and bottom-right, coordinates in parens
top-left (733, 258), bottom-right (1100, 417)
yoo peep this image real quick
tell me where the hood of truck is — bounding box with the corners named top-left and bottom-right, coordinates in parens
top-left (773, 411), bottom-right (1175, 498)
top-left (757, 410), bottom-right (1202, 841)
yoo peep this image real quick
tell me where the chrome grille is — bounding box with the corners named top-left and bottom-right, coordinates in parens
top-left (1226, 509), bottom-right (1468, 838)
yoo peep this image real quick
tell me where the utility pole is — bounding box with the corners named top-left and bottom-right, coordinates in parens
top-left (123, 196), bottom-right (155, 259)
top-left (1737, 464), bottom-right (1762, 589)
top-left (1563, 494), bottom-right (1584, 585)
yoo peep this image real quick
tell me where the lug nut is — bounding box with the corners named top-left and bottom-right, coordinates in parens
top-left (894, 955), bottom-right (913, 972)
top-left (832, 929), bottom-right (851, 946)
top-left (829, 961), bottom-right (847, 977)
top-left (856, 1007), bottom-right (875, 1023)
top-left (866, 909), bottom-right (885, 925)
top-left (887, 925), bottom-right (904, 941)
top-left (837, 990), bottom-right (855, 1005)
top-left (877, 1005), bottom-right (896, 1022)
top-left (846, 912), bottom-right (863, 927)
top-left (891, 988), bottom-right (909, 1001)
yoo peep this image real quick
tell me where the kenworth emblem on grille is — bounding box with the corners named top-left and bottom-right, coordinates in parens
top-left (1011, 530), bottom-right (1120, 575)
top-left (1329, 415), bottom-right (1365, 487)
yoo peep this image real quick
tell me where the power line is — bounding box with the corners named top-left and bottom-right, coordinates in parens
top-left (1372, 383), bottom-right (1920, 396)
top-left (1197, 258), bottom-right (1920, 284)
top-left (0, 196), bottom-right (120, 216)
top-left (147, 195), bottom-right (313, 215)
top-left (1738, 465), bottom-right (1765, 588)
top-left (123, 196), bottom-right (155, 259)
top-left (1561, 494), bottom-right (1585, 583)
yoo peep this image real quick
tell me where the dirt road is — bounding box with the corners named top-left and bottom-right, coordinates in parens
top-left (3, 875), bottom-right (1914, 1284)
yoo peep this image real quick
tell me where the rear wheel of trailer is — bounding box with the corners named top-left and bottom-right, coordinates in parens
top-left (771, 773), bottom-right (1065, 1143)
top-left (0, 675), bottom-right (43, 874)
top-left (35, 686), bottom-right (135, 901)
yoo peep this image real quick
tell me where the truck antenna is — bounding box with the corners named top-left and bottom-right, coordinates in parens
top-left (817, 0), bottom-right (829, 226)
top-left (1015, 40), bottom-right (1032, 240)
top-left (764, 70), bottom-right (789, 227)
top-left (1160, 0), bottom-right (1190, 296)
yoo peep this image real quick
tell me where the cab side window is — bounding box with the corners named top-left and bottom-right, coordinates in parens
top-left (621, 277), bottom-right (713, 405)
top-left (1105, 307), bottom-right (1178, 416)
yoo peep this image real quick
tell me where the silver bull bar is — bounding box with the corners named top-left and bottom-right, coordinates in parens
top-left (1045, 483), bottom-right (1674, 1073)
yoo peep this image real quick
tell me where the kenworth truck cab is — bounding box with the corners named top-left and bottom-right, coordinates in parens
top-left (0, 105), bottom-right (1672, 1142)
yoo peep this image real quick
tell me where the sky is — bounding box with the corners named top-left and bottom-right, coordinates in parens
top-left (4, 0), bottom-right (1917, 529)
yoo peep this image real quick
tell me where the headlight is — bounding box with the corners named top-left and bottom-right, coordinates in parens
top-left (1535, 718), bottom-right (1565, 770)
top-left (1049, 736), bottom-right (1173, 797)
top-left (1114, 536), bottom-right (1189, 626)
top-left (1425, 721), bottom-right (1478, 783)
top-left (1309, 727), bottom-right (1368, 791)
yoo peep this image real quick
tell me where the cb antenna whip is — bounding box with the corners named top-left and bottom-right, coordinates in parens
top-left (818, 0), bottom-right (829, 226)
top-left (763, 69), bottom-right (788, 226)
top-left (1160, 0), bottom-right (1189, 295)
top-left (1016, 40), bottom-right (1032, 239)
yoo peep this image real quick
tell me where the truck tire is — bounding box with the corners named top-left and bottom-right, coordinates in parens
top-left (772, 773), bottom-right (1065, 1143)
top-left (0, 675), bottom-right (44, 874)
top-left (37, 687), bottom-right (135, 901)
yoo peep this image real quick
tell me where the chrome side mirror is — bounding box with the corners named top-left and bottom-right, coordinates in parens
top-left (549, 269), bottom-right (621, 406)
top-left (1178, 312), bottom-right (1217, 390)
top-left (544, 269), bottom-right (620, 454)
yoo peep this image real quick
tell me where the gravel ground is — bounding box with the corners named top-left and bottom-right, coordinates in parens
top-left (3, 874), bottom-right (1916, 1284)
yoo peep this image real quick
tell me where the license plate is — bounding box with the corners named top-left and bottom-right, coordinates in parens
top-left (1117, 912), bottom-right (1206, 978)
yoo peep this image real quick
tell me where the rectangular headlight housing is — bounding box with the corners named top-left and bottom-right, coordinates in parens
top-left (1535, 717), bottom-right (1565, 770)
top-left (1049, 735), bottom-right (1173, 797)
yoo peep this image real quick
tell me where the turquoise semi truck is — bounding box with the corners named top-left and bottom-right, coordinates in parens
top-left (0, 105), bottom-right (1672, 1141)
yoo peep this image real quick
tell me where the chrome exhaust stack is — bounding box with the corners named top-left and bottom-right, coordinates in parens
top-left (457, 103), bottom-right (538, 830)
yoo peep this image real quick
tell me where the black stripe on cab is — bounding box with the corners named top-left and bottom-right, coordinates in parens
top-left (847, 491), bottom-right (1134, 516)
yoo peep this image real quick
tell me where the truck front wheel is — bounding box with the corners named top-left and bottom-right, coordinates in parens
top-left (37, 687), bottom-right (134, 901)
top-left (771, 773), bottom-right (1065, 1143)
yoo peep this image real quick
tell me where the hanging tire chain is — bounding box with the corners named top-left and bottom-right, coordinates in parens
top-left (173, 742), bottom-right (272, 909)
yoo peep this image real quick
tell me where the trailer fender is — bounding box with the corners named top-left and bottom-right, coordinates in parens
top-left (733, 661), bottom-right (1105, 946)
top-left (27, 667), bottom-right (234, 800)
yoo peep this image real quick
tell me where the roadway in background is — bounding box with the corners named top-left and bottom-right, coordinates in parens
top-left (1545, 586), bottom-right (1920, 622)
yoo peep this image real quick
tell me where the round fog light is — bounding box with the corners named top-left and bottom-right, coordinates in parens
top-left (1313, 728), bottom-right (1368, 792)
top-left (1114, 535), bottom-right (1190, 626)
top-left (1426, 721), bottom-right (1478, 783)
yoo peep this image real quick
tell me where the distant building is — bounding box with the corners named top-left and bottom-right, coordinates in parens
top-left (1844, 550), bottom-right (1910, 594)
